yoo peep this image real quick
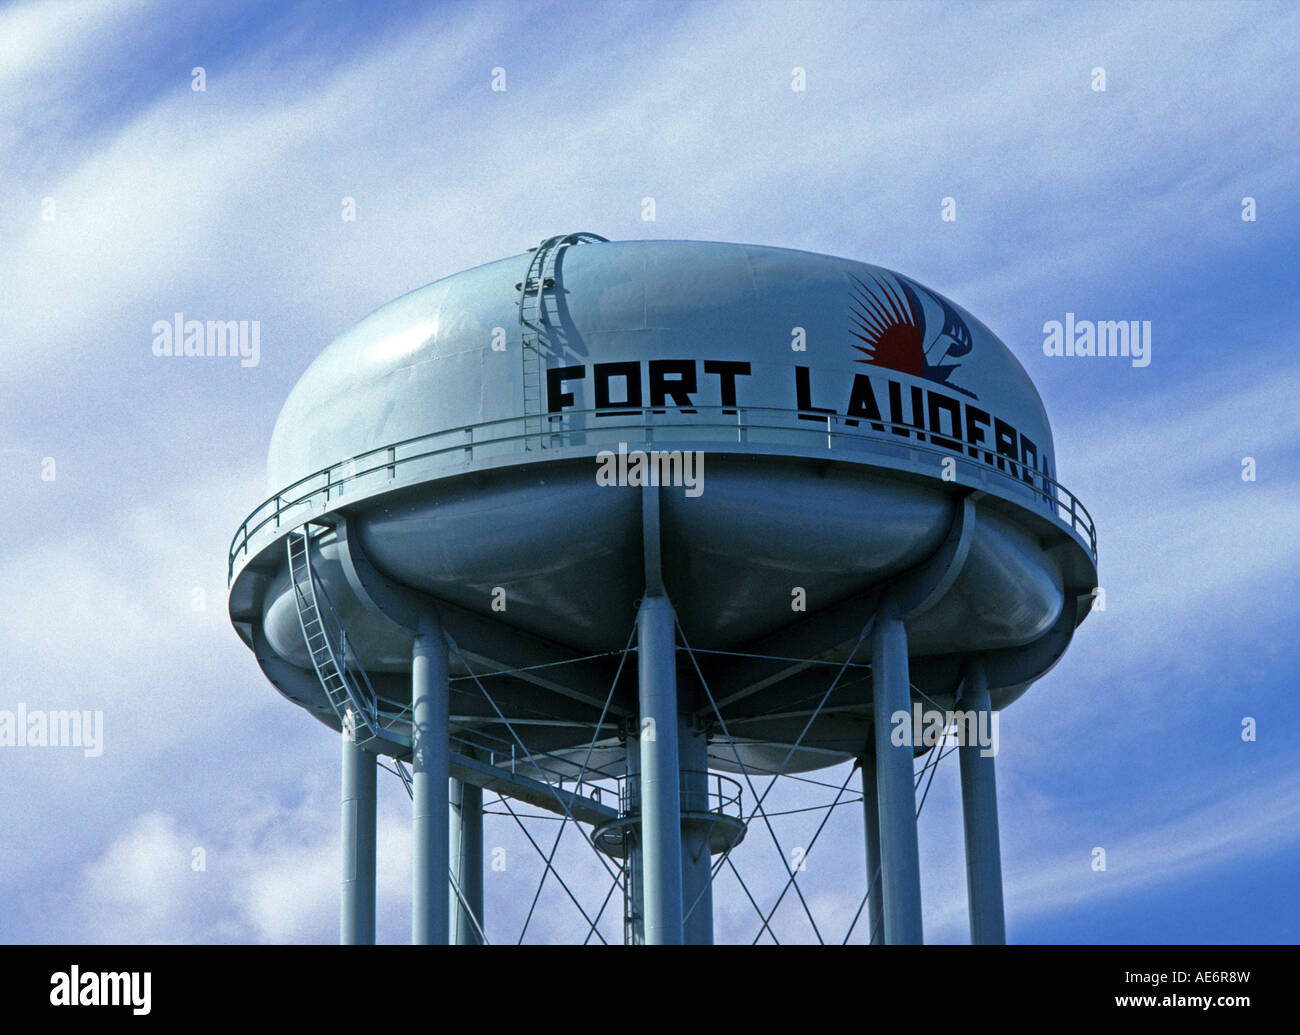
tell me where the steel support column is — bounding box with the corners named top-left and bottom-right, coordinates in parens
top-left (413, 615), bottom-right (450, 945)
top-left (871, 602), bottom-right (923, 944)
top-left (637, 595), bottom-right (683, 945)
top-left (341, 719), bottom-right (377, 945)
top-left (449, 766), bottom-right (484, 945)
top-left (860, 758), bottom-right (885, 944)
top-left (679, 719), bottom-right (714, 945)
top-left (958, 661), bottom-right (1006, 945)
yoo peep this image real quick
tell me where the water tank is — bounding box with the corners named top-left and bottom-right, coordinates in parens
top-left (228, 234), bottom-right (1098, 776)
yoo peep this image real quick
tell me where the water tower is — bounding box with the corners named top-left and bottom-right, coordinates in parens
top-left (227, 233), bottom-right (1097, 945)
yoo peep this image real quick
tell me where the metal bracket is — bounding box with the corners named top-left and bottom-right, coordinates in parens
top-left (334, 515), bottom-right (440, 634)
top-left (642, 483), bottom-right (665, 598)
top-left (887, 493), bottom-right (976, 620)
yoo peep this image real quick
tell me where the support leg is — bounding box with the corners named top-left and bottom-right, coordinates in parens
top-left (341, 721), bottom-right (377, 945)
top-left (860, 758), bottom-right (885, 944)
top-left (412, 616), bottom-right (450, 945)
top-left (958, 661), bottom-right (1006, 945)
top-left (449, 769), bottom-right (484, 944)
top-left (871, 603), bottom-right (923, 944)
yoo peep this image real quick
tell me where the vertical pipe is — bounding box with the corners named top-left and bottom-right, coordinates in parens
top-left (412, 616), bottom-right (450, 945)
top-left (679, 720), bottom-right (714, 945)
top-left (958, 661), bottom-right (1006, 945)
top-left (637, 595), bottom-right (683, 945)
top-left (860, 758), bottom-right (885, 945)
top-left (449, 772), bottom-right (484, 945)
top-left (871, 602), bottom-right (924, 944)
top-left (341, 719), bottom-right (377, 945)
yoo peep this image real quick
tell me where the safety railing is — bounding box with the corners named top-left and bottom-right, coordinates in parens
top-left (229, 404), bottom-right (1097, 583)
top-left (618, 770), bottom-right (744, 821)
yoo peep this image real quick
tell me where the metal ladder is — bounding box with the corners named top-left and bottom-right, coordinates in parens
top-left (623, 845), bottom-right (642, 945)
top-left (517, 232), bottom-right (608, 449)
top-left (287, 525), bottom-right (406, 753)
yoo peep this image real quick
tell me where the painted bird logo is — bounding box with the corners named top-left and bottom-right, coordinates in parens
top-left (848, 270), bottom-right (977, 399)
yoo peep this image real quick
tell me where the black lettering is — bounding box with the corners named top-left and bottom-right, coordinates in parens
top-left (547, 365), bottom-right (584, 413)
top-left (993, 417), bottom-right (1019, 476)
top-left (844, 374), bottom-right (885, 431)
top-left (1019, 435), bottom-right (1038, 486)
top-left (594, 361), bottom-right (642, 415)
top-left (795, 366), bottom-right (836, 422)
top-left (704, 360), bottom-right (751, 414)
top-left (887, 381), bottom-right (926, 440)
top-left (964, 404), bottom-right (993, 464)
top-left (927, 392), bottom-right (963, 452)
top-left (648, 360), bottom-right (697, 412)
top-left (1039, 451), bottom-right (1056, 513)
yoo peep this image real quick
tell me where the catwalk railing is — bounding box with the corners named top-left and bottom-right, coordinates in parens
top-left (229, 404), bottom-right (1097, 583)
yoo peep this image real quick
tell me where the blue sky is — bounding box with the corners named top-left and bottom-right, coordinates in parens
top-left (1, 0), bottom-right (1297, 944)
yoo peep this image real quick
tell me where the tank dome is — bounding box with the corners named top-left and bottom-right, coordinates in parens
top-left (267, 239), bottom-right (1057, 494)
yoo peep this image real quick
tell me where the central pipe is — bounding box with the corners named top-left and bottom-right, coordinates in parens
top-left (637, 595), bottom-right (684, 945)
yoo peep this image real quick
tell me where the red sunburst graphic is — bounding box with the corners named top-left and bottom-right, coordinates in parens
top-left (848, 272), bottom-right (924, 377)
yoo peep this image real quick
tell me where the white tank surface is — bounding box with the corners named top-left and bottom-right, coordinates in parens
top-left (229, 235), bottom-right (1097, 775)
